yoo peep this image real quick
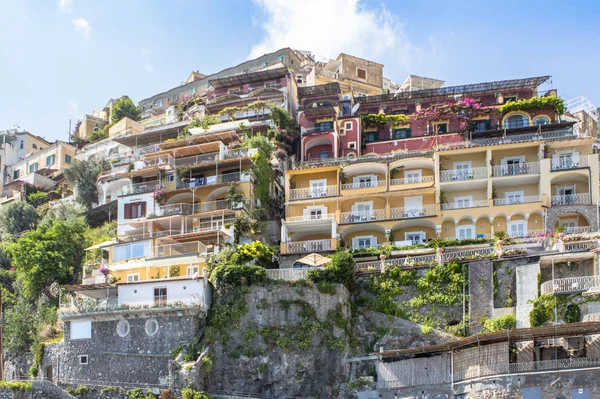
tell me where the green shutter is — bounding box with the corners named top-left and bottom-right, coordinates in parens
top-left (485, 120), bottom-right (492, 130)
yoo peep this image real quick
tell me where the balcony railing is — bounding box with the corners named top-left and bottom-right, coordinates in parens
top-left (390, 175), bottom-right (434, 185)
top-left (563, 241), bottom-right (600, 252)
top-left (284, 239), bottom-right (333, 254)
top-left (470, 129), bottom-right (577, 147)
top-left (157, 200), bottom-right (243, 217)
top-left (390, 204), bottom-right (436, 219)
top-left (144, 154), bottom-right (175, 168)
top-left (564, 226), bottom-right (592, 234)
top-left (551, 193), bottom-right (590, 206)
top-left (289, 185), bottom-right (338, 200)
top-left (441, 247), bottom-right (495, 262)
top-left (341, 181), bottom-right (386, 190)
top-left (541, 276), bottom-right (600, 296)
top-left (442, 200), bottom-right (489, 210)
top-left (552, 156), bottom-right (588, 171)
top-left (223, 148), bottom-right (249, 160)
top-left (266, 268), bottom-right (313, 281)
top-left (340, 210), bottom-right (385, 224)
top-left (145, 241), bottom-right (209, 259)
top-left (440, 167), bottom-right (488, 182)
top-left (59, 296), bottom-right (207, 316)
top-left (176, 172), bottom-right (250, 189)
top-left (491, 162), bottom-right (540, 177)
top-left (493, 195), bottom-right (541, 206)
top-left (286, 213), bottom-right (335, 222)
top-left (118, 181), bottom-right (161, 196)
top-left (174, 153), bottom-right (220, 168)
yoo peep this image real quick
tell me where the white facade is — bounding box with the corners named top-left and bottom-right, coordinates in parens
top-left (117, 192), bottom-right (156, 236)
top-left (117, 277), bottom-right (211, 309)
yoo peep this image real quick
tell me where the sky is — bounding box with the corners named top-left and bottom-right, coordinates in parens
top-left (0, 0), bottom-right (599, 142)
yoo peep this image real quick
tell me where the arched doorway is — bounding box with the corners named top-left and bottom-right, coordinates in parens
top-left (45, 365), bottom-right (53, 382)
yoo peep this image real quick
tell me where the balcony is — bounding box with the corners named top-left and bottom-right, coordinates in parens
top-left (390, 175), bottom-right (434, 186)
top-left (491, 162), bottom-right (540, 177)
top-left (145, 241), bottom-right (210, 259)
top-left (440, 167), bottom-right (487, 182)
top-left (283, 239), bottom-right (333, 254)
top-left (551, 193), bottom-right (590, 206)
top-left (540, 275), bottom-right (600, 296)
top-left (289, 185), bottom-right (338, 201)
top-left (564, 226), bottom-right (592, 234)
top-left (174, 153), bottom-right (220, 168)
top-left (341, 180), bottom-right (386, 190)
top-left (286, 213), bottom-right (335, 222)
top-left (155, 200), bottom-right (244, 218)
top-left (223, 148), bottom-right (249, 160)
top-left (493, 195), bottom-right (541, 206)
top-left (552, 156), bottom-right (589, 171)
top-left (59, 294), bottom-right (207, 316)
top-left (118, 181), bottom-right (161, 196)
top-left (390, 204), bottom-right (436, 219)
top-left (470, 129), bottom-right (577, 147)
top-left (442, 200), bottom-right (489, 210)
top-left (340, 209), bottom-right (385, 224)
top-left (176, 171), bottom-right (250, 189)
top-left (266, 268), bottom-right (313, 281)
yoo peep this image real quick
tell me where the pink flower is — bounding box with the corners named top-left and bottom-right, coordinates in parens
top-left (99, 266), bottom-right (110, 276)
top-left (9, 267), bottom-right (15, 271)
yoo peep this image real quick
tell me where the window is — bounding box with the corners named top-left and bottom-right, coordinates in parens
top-left (472, 120), bottom-right (491, 132)
top-left (453, 162), bottom-right (472, 180)
top-left (156, 99), bottom-right (163, 107)
top-left (13, 170), bottom-right (19, 179)
top-left (404, 169), bottom-right (422, 183)
top-left (116, 320), bottom-right (130, 338)
top-left (187, 266), bottom-right (199, 277)
top-left (305, 206), bottom-right (325, 220)
top-left (553, 151), bottom-right (579, 170)
top-left (65, 154), bottom-right (72, 164)
top-left (124, 202), bottom-right (146, 219)
top-left (435, 123), bottom-right (448, 133)
top-left (29, 162), bottom-right (38, 173)
top-left (46, 154), bottom-right (56, 166)
top-left (145, 319), bottom-right (159, 336)
top-left (345, 122), bottom-right (352, 130)
top-left (533, 116), bottom-right (550, 126)
top-left (127, 273), bottom-right (140, 282)
top-left (154, 287), bottom-right (167, 306)
top-left (278, 55), bottom-right (284, 62)
top-left (296, 75), bottom-right (303, 84)
top-left (314, 121), bottom-right (334, 131)
top-left (393, 128), bottom-right (412, 139)
top-left (504, 96), bottom-right (517, 103)
top-left (391, 109), bottom-right (409, 115)
top-left (113, 241), bottom-right (150, 262)
top-left (508, 221), bottom-right (527, 237)
top-left (70, 320), bottom-right (92, 340)
top-left (32, 144), bottom-right (37, 150)
top-left (357, 68), bottom-right (367, 80)
top-left (20, 140), bottom-right (23, 149)
top-left (405, 232), bottom-right (425, 244)
top-left (166, 173), bottom-right (175, 182)
top-left (190, 87), bottom-right (196, 95)
top-left (79, 355), bottom-right (88, 365)
top-left (320, 151), bottom-right (329, 159)
top-left (348, 142), bottom-right (356, 150)
top-left (501, 156), bottom-right (525, 175)
top-left (262, 62), bottom-right (268, 67)
top-left (353, 175), bottom-right (376, 189)
top-left (351, 201), bottom-right (373, 221)
top-left (364, 131), bottom-right (379, 143)
top-left (504, 114), bottom-right (529, 129)
top-left (456, 225), bottom-right (475, 239)
top-left (505, 191), bottom-right (524, 204)
top-left (454, 196), bottom-right (472, 208)
top-left (93, 127), bottom-right (100, 132)
top-left (353, 235), bottom-right (375, 249)
top-left (309, 179), bottom-right (327, 197)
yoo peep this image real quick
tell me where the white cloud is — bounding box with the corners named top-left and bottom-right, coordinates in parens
top-left (58, 0), bottom-right (72, 13)
top-left (72, 17), bottom-right (91, 39)
top-left (249, 0), bottom-right (423, 76)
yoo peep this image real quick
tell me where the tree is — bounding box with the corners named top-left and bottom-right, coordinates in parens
top-left (111, 96), bottom-right (141, 123)
top-left (43, 201), bottom-right (86, 223)
top-left (244, 135), bottom-right (275, 213)
top-left (64, 158), bottom-right (105, 209)
top-left (0, 201), bottom-right (38, 235)
top-left (4, 295), bottom-right (38, 356)
top-left (10, 218), bottom-right (89, 299)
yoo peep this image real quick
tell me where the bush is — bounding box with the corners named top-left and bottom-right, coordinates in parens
top-left (564, 304), bottom-right (581, 324)
top-left (529, 295), bottom-right (555, 327)
top-left (209, 264), bottom-right (266, 292)
top-left (233, 241), bottom-right (274, 267)
top-left (483, 314), bottom-right (517, 332)
top-left (26, 191), bottom-right (50, 208)
top-left (0, 381), bottom-right (32, 392)
top-left (306, 250), bottom-right (355, 290)
top-left (181, 388), bottom-right (214, 399)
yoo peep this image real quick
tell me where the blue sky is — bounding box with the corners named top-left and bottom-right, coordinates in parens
top-left (1, 0), bottom-right (599, 142)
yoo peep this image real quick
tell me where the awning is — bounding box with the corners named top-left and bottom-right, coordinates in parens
top-left (85, 240), bottom-right (118, 251)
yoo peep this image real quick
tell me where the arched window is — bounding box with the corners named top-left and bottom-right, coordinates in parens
top-left (533, 116), bottom-right (550, 126)
top-left (504, 114), bottom-right (529, 129)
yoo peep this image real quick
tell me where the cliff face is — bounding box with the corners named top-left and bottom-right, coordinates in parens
top-left (194, 283), bottom-right (351, 398)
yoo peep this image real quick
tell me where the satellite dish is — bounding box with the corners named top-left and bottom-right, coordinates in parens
top-left (351, 103), bottom-right (360, 115)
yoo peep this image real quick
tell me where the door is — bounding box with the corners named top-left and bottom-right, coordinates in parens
top-left (455, 196), bottom-right (472, 209)
top-left (404, 169), bottom-right (422, 184)
top-left (570, 388), bottom-right (590, 399)
top-left (554, 151), bottom-right (579, 169)
top-left (404, 196), bottom-right (423, 217)
top-left (354, 175), bottom-right (375, 188)
top-left (405, 232), bottom-right (425, 245)
top-left (502, 156), bottom-right (524, 175)
top-left (352, 202), bottom-right (373, 222)
top-left (453, 162), bottom-right (472, 180)
top-left (45, 366), bottom-right (53, 382)
top-left (456, 226), bottom-right (474, 239)
top-left (521, 387), bottom-right (542, 399)
top-left (303, 206), bottom-right (326, 220)
top-left (310, 179), bottom-right (327, 197)
top-left (154, 287), bottom-right (167, 306)
top-left (508, 221), bottom-right (526, 237)
top-left (558, 186), bottom-right (575, 204)
top-left (505, 191), bottom-right (524, 204)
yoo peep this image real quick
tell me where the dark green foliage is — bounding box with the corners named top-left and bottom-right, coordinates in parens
top-left (26, 191), bottom-right (50, 208)
top-left (209, 265), bottom-right (266, 292)
top-left (64, 158), bottom-right (107, 209)
top-left (3, 296), bottom-right (37, 356)
top-left (111, 96), bottom-right (141, 123)
top-left (181, 388), bottom-right (214, 399)
top-left (0, 201), bottom-right (38, 235)
top-left (245, 135), bottom-right (275, 214)
top-left (307, 250), bottom-right (356, 290)
top-left (499, 96), bottom-right (565, 115)
top-left (529, 295), bottom-right (555, 327)
top-left (564, 304), bottom-right (581, 324)
top-left (483, 315), bottom-right (516, 332)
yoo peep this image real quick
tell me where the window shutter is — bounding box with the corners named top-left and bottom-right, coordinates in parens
top-left (352, 237), bottom-right (358, 249)
top-left (141, 202), bottom-right (147, 217)
top-left (372, 236), bottom-right (377, 247)
top-left (124, 204), bottom-right (131, 219)
top-left (485, 120), bottom-right (492, 130)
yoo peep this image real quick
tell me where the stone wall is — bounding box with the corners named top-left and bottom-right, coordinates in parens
top-left (546, 204), bottom-right (598, 232)
top-left (43, 309), bottom-right (204, 386)
top-left (468, 259), bottom-right (493, 332)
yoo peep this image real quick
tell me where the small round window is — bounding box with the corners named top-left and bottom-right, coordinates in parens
top-left (116, 319), bottom-right (130, 338)
top-left (145, 319), bottom-right (159, 337)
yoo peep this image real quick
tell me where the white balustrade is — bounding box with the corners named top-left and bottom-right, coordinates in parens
top-left (290, 185), bottom-right (338, 200)
top-left (390, 175), bottom-right (434, 186)
top-left (540, 275), bottom-right (600, 295)
top-left (493, 195), bottom-right (541, 206)
top-left (284, 239), bottom-right (333, 254)
top-left (390, 204), bottom-right (436, 219)
top-left (551, 193), bottom-right (590, 206)
top-left (266, 268), bottom-right (314, 281)
top-left (492, 162), bottom-right (540, 177)
top-left (340, 209), bottom-right (386, 224)
top-left (286, 214), bottom-right (335, 222)
top-left (440, 167), bottom-right (488, 182)
top-left (442, 200), bottom-right (489, 210)
top-left (341, 180), bottom-right (386, 190)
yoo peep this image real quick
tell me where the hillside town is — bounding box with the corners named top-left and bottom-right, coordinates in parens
top-left (1, 47), bottom-right (600, 399)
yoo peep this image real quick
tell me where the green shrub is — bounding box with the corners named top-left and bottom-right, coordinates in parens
top-left (232, 241), bottom-right (274, 267)
top-left (483, 314), bottom-right (517, 332)
top-left (201, 354), bottom-right (213, 373)
top-left (100, 386), bottom-right (120, 396)
top-left (499, 96), bottom-right (565, 115)
top-left (209, 264), bottom-right (266, 291)
top-left (26, 191), bottom-right (50, 208)
top-left (171, 344), bottom-right (183, 358)
top-left (307, 250), bottom-right (355, 290)
top-left (564, 304), bottom-right (581, 324)
top-left (0, 381), bottom-right (32, 392)
top-left (529, 295), bottom-right (555, 327)
top-left (181, 388), bottom-right (214, 399)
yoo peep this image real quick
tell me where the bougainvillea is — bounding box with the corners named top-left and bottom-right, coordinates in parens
top-left (415, 97), bottom-right (498, 132)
